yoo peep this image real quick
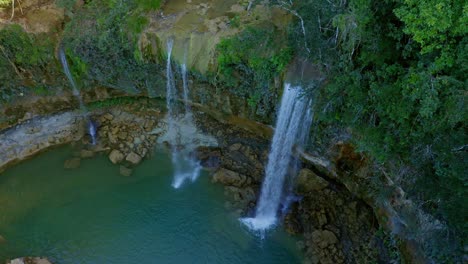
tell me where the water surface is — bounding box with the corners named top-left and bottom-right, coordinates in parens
top-left (0, 147), bottom-right (302, 263)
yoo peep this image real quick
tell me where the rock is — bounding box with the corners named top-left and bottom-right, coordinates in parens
top-left (109, 149), bottom-right (124, 164)
top-left (125, 152), bottom-right (142, 165)
top-left (120, 166), bottom-right (133, 177)
top-left (212, 168), bottom-right (247, 187)
top-left (64, 158), bottom-right (81, 169)
top-left (0, 234), bottom-right (5, 243)
top-left (229, 143), bottom-right (242, 151)
top-left (80, 149), bottom-right (94, 159)
top-left (296, 168), bottom-right (329, 193)
top-left (117, 131), bottom-right (128, 140)
top-left (312, 230), bottom-right (338, 249)
top-left (7, 257), bottom-right (53, 264)
top-left (103, 113), bottom-right (114, 121)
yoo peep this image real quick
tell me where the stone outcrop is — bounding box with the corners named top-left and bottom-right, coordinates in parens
top-left (212, 168), bottom-right (250, 187)
top-left (295, 168), bottom-right (329, 193)
top-left (0, 0), bottom-right (65, 34)
top-left (141, 1), bottom-right (291, 73)
top-left (0, 112), bottom-right (86, 173)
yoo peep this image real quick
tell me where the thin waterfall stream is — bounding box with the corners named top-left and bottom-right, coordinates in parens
top-left (242, 83), bottom-right (312, 232)
top-left (165, 39), bottom-right (202, 189)
top-left (58, 47), bottom-right (97, 145)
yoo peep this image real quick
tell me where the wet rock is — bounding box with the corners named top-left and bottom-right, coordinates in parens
top-left (7, 257), bottom-right (53, 264)
top-left (120, 166), bottom-right (133, 177)
top-left (296, 168), bottom-right (329, 194)
top-left (63, 158), bottom-right (81, 169)
top-left (109, 149), bottom-right (124, 164)
top-left (312, 230), bottom-right (338, 249)
top-left (212, 168), bottom-right (247, 187)
top-left (126, 152), bottom-right (142, 165)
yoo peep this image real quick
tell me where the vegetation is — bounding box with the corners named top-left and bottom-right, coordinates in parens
top-left (62, 0), bottom-right (163, 94)
top-left (215, 25), bottom-right (293, 115)
top-left (0, 0), bottom-right (11, 8)
top-left (0, 25), bottom-right (60, 102)
top-left (285, 0), bottom-right (466, 261)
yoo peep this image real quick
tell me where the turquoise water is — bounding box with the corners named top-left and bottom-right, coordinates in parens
top-left (0, 147), bottom-right (302, 263)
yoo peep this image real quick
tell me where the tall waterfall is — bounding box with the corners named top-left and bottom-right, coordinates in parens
top-left (165, 39), bottom-right (202, 189)
top-left (242, 83), bottom-right (312, 231)
top-left (59, 47), bottom-right (97, 145)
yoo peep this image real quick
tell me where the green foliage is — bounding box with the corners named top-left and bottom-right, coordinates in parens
top-left (229, 15), bottom-right (241, 28)
top-left (0, 25), bottom-right (58, 102)
top-left (0, 24), bottom-right (50, 67)
top-left (56, 0), bottom-right (76, 10)
top-left (216, 25), bottom-right (292, 113)
top-left (0, 0), bottom-right (11, 8)
top-left (62, 0), bottom-right (163, 92)
top-left (136, 0), bottom-right (161, 11)
top-left (291, 0), bottom-right (466, 260)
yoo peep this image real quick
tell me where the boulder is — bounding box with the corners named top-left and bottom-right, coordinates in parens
top-left (212, 168), bottom-right (247, 187)
top-left (296, 168), bottom-right (329, 194)
top-left (126, 152), bottom-right (142, 165)
top-left (63, 158), bottom-right (81, 169)
top-left (120, 166), bottom-right (133, 177)
top-left (312, 230), bottom-right (338, 249)
top-left (109, 150), bottom-right (124, 164)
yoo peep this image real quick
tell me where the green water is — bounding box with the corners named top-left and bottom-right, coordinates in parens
top-left (0, 147), bottom-right (302, 263)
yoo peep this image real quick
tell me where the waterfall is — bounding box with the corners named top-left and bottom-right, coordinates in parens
top-left (59, 47), bottom-right (97, 145)
top-left (165, 39), bottom-right (202, 189)
top-left (241, 83), bottom-right (312, 231)
top-left (181, 63), bottom-right (191, 114)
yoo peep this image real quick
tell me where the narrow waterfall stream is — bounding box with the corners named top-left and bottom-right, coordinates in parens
top-left (165, 40), bottom-right (202, 189)
top-left (242, 83), bottom-right (312, 232)
top-left (58, 48), bottom-right (97, 145)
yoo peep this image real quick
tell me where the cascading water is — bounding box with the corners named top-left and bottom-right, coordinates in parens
top-left (241, 83), bottom-right (312, 232)
top-left (165, 39), bottom-right (202, 189)
top-left (58, 47), bottom-right (97, 145)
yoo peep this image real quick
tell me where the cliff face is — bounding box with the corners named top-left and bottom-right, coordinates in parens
top-left (140, 0), bottom-right (291, 73)
top-left (0, 1), bottom-right (446, 263)
top-left (0, 0), bottom-right (64, 33)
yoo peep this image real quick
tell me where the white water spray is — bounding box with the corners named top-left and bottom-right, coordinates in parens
top-left (241, 83), bottom-right (312, 232)
top-left (165, 40), bottom-right (202, 189)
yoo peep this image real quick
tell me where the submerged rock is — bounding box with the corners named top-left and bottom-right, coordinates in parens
top-left (0, 234), bottom-right (5, 243)
top-left (63, 158), bottom-right (81, 169)
top-left (109, 149), bottom-right (124, 164)
top-left (7, 257), bottom-right (52, 264)
top-left (120, 166), bottom-right (133, 177)
top-left (80, 149), bottom-right (94, 159)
